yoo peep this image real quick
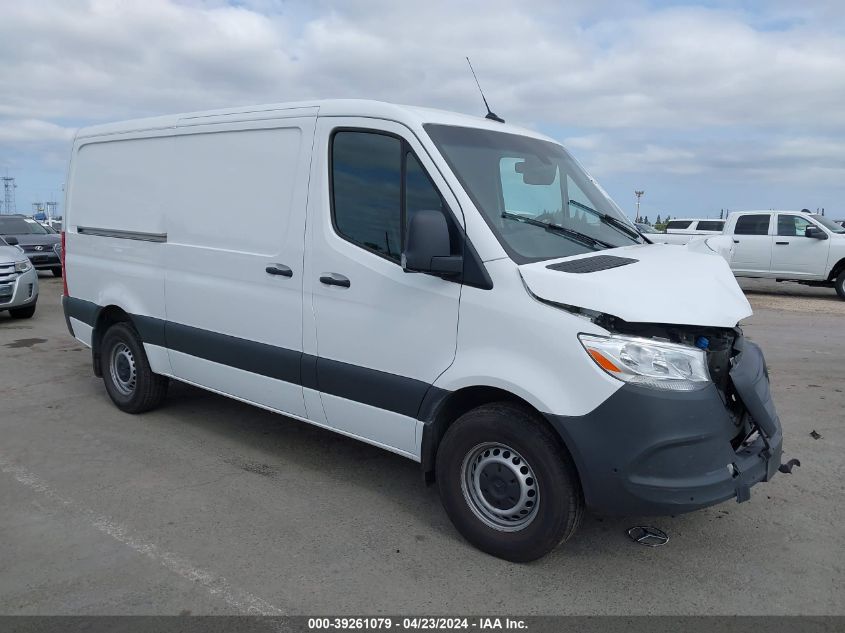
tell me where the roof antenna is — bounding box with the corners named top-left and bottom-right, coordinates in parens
top-left (466, 57), bottom-right (504, 123)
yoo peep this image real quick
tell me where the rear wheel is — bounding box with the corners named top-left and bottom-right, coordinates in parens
top-left (835, 270), bottom-right (845, 300)
top-left (100, 322), bottom-right (168, 413)
top-left (51, 266), bottom-right (62, 277)
top-left (436, 402), bottom-right (583, 562)
top-left (8, 305), bottom-right (36, 319)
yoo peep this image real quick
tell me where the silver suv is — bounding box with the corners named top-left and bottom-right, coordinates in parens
top-left (0, 235), bottom-right (39, 319)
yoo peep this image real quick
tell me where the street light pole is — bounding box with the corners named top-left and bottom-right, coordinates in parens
top-left (635, 190), bottom-right (644, 221)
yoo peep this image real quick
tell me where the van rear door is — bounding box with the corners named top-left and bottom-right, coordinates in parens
top-left (164, 112), bottom-right (317, 418)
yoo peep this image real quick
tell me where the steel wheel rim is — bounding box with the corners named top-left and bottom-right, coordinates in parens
top-left (110, 342), bottom-right (137, 396)
top-left (460, 442), bottom-right (539, 532)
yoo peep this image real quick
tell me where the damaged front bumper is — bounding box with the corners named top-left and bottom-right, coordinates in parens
top-left (548, 339), bottom-right (784, 516)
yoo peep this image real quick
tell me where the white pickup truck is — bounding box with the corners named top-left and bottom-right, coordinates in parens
top-left (648, 218), bottom-right (725, 245)
top-left (721, 210), bottom-right (845, 299)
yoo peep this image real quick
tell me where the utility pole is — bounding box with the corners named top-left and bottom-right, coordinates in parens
top-left (635, 190), bottom-right (644, 222)
top-left (2, 176), bottom-right (17, 215)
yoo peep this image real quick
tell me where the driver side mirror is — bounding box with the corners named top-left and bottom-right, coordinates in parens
top-left (4, 236), bottom-right (19, 246)
top-left (805, 226), bottom-right (828, 240)
top-left (403, 210), bottom-right (462, 276)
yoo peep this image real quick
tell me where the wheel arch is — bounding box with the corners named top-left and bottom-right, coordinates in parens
top-left (418, 385), bottom-right (581, 487)
top-left (828, 257), bottom-right (845, 282)
top-left (91, 305), bottom-right (134, 377)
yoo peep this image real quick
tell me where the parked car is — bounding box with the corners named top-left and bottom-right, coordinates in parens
top-left (0, 215), bottom-right (62, 276)
top-left (635, 223), bottom-right (659, 234)
top-left (0, 235), bottom-right (39, 319)
top-left (62, 100), bottom-right (785, 561)
top-left (649, 218), bottom-right (726, 245)
top-left (38, 218), bottom-right (63, 232)
top-left (47, 218), bottom-right (63, 232)
top-left (721, 210), bottom-right (845, 299)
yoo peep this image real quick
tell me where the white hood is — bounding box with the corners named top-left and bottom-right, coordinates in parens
top-left (519, 243), bottom-right (752, 328)
top-left (0, 245), bottom-right (24, 263)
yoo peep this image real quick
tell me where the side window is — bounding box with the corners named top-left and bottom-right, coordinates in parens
top-left (331, 131), bottom-right (457, 263)
top-left (735, 214), bottom-right (771, 236)
top-left (697, 220), bottom-right (724, 231)
top-left (405, 152), bottom-right (446, 222)
top-left (777, 215), bottom-right (812, 237)
top-left (406, 153), bottom-right (461, 256)
top-left (332, 131), bottom-right (402, 261)
top-left (666, 220), bottom-right (693, 230)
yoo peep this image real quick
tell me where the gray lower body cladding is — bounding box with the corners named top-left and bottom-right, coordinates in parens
top-left (65, 296), bottom-right (783, 517)
top-left (548, 340), bottom-right (783, 516)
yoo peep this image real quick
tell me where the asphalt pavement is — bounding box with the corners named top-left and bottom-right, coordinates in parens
top-left (1, 275), bottom-right (843, 615)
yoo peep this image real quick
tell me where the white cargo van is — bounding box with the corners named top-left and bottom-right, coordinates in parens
top-left (62, 100), bottom-right (786, 561)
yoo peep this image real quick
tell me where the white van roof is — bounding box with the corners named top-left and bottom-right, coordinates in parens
top-left (75, 99), bottom-right (554, 143)
top-left (667, 218), bottom-right (723, 222)
top-left (729, 210), bottom-right (810, 215)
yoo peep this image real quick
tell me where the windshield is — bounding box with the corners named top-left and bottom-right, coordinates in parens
top-left (636, 223), bottom-right (659, 234)
top-left (812, 214), bottom-right (845, 234)
top-left (0, 217), bottom-right (49, 235)
top-left (425, 124), bottom-right (641, 263)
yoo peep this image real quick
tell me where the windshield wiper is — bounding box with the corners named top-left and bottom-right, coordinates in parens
top-left (500, 211), bottom-right (611, 249)
top-left (568, 199), bottom-right (642, 241)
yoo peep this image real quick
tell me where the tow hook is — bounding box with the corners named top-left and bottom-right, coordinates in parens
top-left (778, 458), bottom-right (801, 474)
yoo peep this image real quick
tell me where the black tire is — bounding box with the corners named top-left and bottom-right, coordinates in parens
top-left (436, 402), bottom-right (584, 562)
top-left (51, 266), bottom-right (63, 277)
top-left (8, 305), bottom-right (36, 319)
top-left (100, 322), bottom-right (168, 413)
top-left (835, 270), bottom-right (845, 301)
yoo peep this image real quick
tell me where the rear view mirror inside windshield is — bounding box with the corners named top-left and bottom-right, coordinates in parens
top-left (515, 157), bottom-right (557, 185)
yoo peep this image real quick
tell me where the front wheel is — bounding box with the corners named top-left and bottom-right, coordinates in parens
top-left (51, 266), bottom-right (63, 277)
top-left (100, 322), bottom-right (169, 413)
top-left (436, 402), bottom-right (584, 562)
top-left (835, 270), bottom-right (845, 301)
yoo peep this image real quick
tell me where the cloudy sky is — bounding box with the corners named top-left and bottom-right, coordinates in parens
top-left (1, 0), bottom-right (844, 220)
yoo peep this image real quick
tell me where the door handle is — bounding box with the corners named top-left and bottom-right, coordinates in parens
top-left (266, 263), bottom-right (293, 277)
top-left (775, 241), bottom-right (789, 245)
top-left (319, 273), bottom-right (350, 288)
top-left (733, 240), bottom-right (740, 244)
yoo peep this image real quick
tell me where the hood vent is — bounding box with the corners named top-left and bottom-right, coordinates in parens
top-left (546, 255), bottom-right (638, 274)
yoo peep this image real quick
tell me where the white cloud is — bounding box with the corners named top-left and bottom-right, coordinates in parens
top-left (0, 0), bottom-right (843, 209)
top-left (0, 119), bottom-right (75, 144)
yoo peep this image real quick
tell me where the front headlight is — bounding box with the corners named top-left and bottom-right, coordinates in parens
top-left (53, 243), bottom-right (62, 257)
top-left (579, 333), bottom-right (710, 391)
top-left (15, 259), bottom-right (32, 273)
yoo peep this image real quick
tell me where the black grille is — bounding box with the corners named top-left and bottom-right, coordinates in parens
top-left (546, 255), bottom-right (638, 274)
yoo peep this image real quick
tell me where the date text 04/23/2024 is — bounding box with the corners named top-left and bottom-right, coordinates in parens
top-left (307, 618), bottom-right (528, 630)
